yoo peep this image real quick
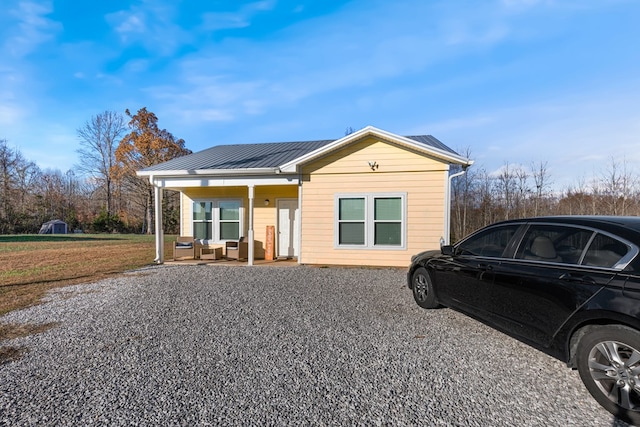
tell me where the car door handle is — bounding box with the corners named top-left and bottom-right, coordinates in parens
top-left (478, 263), bottom-right (493, 271)
top-left (559, 273), bottom-right (596, 285)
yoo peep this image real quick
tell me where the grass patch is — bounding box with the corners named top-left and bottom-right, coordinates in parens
top-left (0, 234), bottom-right (174, 318)
top-left (0, 322), bottom-right (60, 340)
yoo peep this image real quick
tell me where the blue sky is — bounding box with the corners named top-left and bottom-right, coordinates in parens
top-left (1, 0), bottom-right (638, 189)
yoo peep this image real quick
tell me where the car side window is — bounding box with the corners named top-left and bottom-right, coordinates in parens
top-left (456, 225), bottom-right (519, 257)
top-left (515, 225), bottom-right (593, 264)
top-left (582, 233), bottom-right (630, 268)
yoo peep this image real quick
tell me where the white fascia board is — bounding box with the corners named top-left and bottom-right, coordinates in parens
top-left (278, 126), bottom-right (473, 172)
top-left (137, 167), bottom-right (279, 177)
top-left (152, 174), bottom-right (299, 189)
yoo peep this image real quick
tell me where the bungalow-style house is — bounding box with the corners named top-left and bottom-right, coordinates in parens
top-left (137, 126), bottom-right (473, 267)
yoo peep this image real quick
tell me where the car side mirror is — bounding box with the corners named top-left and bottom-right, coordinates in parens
top-left (441, 245), bottom-right (455, 256)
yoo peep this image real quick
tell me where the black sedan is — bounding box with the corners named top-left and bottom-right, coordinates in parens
top-left (408, 216), bottom-right (640, 424)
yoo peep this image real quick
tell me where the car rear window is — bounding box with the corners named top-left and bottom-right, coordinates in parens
top-left (515, 224), bottom-right (593, 264)
top-left (514, 224), bottom-right (632, 268)
top-left (582, 233), bottom-right (630, 268)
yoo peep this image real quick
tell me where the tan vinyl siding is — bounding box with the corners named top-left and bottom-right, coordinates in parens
top-left (304, 137), bottom-right (448, 174)
top-left (252, 186), bottom-right (298, 258)
top-left (300, 137), bottom-right (449, 267)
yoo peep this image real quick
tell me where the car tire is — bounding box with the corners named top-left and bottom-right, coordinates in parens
top-left (576, 325), bottom-right (640, 425)
top-left (411, 267), bottom-right (438, 309)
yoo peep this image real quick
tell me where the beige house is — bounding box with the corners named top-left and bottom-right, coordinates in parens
top-left (137, 126), bottom-right (472, 267)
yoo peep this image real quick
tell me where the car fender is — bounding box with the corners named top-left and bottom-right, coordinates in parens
top-left (552, 302), bottom-right (640, 367)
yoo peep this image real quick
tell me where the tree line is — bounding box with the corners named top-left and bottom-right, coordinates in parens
top-left (0, 108), bottom-right (189, 234)
top-left (450, 152), bottom-right (640, 242)
top-left (1, 116), bottom-right (638, 237)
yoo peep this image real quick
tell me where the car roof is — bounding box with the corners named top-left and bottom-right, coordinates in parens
top-left (496, 216), bottom-right (640, 235)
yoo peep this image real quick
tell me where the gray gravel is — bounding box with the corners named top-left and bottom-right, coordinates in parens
top-left (0, 264), bottom-right (629, 426)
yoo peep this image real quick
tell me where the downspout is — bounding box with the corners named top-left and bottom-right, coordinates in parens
top-left (150, 175), bottom-right (164, 264)
top-left (444, 168), bottom-right (467, 246)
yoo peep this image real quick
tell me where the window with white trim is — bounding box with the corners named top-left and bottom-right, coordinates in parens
top-left (335, 193), bottom-right (406, 249)
top-left (192, 199), bottom-right (242, 242)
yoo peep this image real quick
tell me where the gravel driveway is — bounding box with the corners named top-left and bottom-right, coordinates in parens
top-left (0, 265), bottom-right (629, 426)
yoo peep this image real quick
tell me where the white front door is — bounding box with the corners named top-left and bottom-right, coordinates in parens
top-left (277, 199), bottom-right (299, 258)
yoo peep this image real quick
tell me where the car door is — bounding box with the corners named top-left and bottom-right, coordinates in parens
top-left (432, 224), bottom-right (521, 319)
top-left (488, 224), bottom-right (627, 347)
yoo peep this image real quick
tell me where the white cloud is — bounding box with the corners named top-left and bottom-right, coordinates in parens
top-left (200, 12), bottom-right (250, 31)
top-left (0, 104), bottom-right (26, 125)
top-left (105, 4), bottom-right (190, 55)
top-left (4, 1), bottom-right (62, 57)
top-left (199, 0), bottom-right (275, 31)
top-left (193, 109), bottom-right (235, 122)
top-left (110, 11), bottom-right (147, 38)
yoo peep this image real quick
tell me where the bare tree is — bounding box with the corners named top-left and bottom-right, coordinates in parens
top-left (600, 157), bottom-right (635, 215)
top-left (0, 139), bottom-right (17, 230)
top-left (477, 168), bottom-right (495, 227)
top-left (496, 163), bottom-right (517, 220)
top-left (531, 161), bottom-right (551, 216)
top-left (76, 111), bottom-right (127, 221)
top-left (514, 165), bottom-right (530, 218)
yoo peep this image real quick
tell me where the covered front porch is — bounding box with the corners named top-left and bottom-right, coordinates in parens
top-left (149, 173), bottom-right (302, 266)
top-left (167, 256), bottom-right (299, 267)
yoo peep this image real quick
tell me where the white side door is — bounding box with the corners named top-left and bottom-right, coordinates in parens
top-left (277, 199), bottom-right (299, 258)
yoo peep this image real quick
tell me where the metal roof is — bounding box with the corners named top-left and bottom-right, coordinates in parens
top-left (139, 134), bottom-right (461, 173)
top-left (140, 140), bottom-right (335, 172)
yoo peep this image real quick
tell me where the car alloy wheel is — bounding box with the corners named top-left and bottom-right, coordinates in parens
top-left (411, 267), bottom-right (438, 309)
top-left (577, 325), bottom-right (640, 425)
top-left (588, 340), bottom-right (640, 409)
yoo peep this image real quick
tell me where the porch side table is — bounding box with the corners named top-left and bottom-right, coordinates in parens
top-left (200, 247), bottom-right (223, 260)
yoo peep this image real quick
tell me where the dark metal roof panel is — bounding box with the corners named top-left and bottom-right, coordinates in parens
top-left (141, 139), bottom-right (335, 171)
top-left (404, 135), bottom-right (459, 155)
top-left (140, 134), bottom-right (460, 172)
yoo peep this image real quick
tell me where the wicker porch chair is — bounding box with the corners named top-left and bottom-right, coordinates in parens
top-left (225, 237), bottom-right (248, 260)
top-left (173, 236), bottom-right (195, 260)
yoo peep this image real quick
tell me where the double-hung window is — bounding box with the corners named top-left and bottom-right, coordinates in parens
top-left (192, 199), bottom-right (242, 242)
top-left (335, 193), bottom-right (406, 249)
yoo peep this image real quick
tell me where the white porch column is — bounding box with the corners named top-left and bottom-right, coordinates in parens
top-left (153, 182), bottom-right (164, 264)
top-left (297, 178), bottom-right (303, 264)
top-left (247, 185), bottom-right (255, 266)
